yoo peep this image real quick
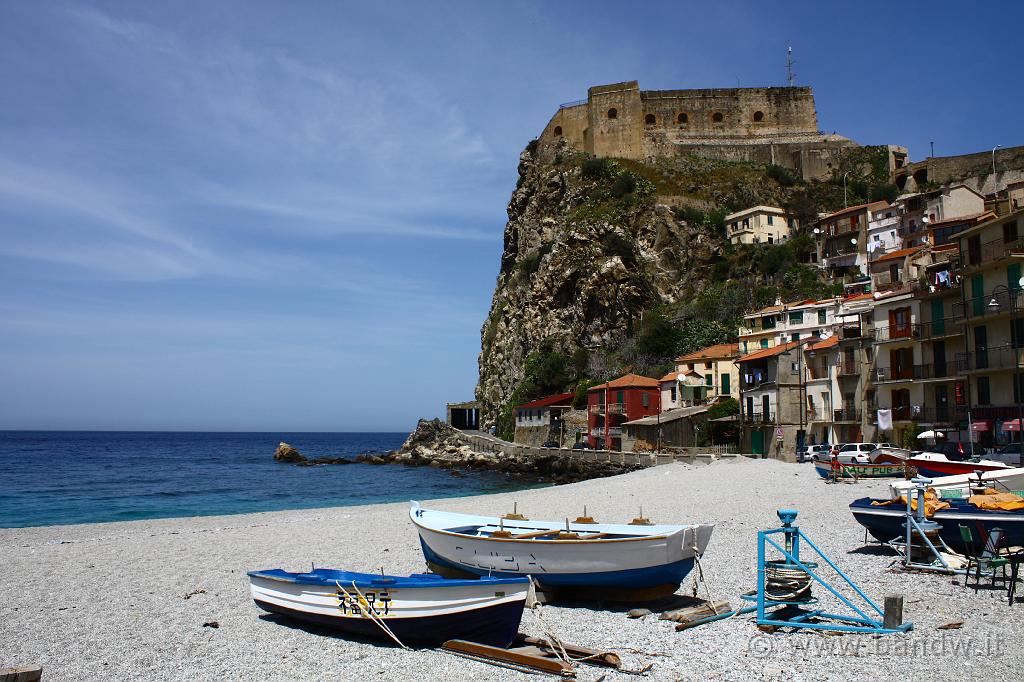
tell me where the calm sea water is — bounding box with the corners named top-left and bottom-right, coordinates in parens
top-left (0, 431), bottom-right (537, 528)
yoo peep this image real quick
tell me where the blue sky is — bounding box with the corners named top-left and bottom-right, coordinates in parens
top-left (0, 1), bottom-right (1020, 431)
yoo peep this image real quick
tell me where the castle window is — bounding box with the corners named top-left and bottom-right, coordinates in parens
top-left (553, 126), bottom-right (562, 136)
top-left (677, 112), bottom-right (688, 124)
top-left (753, 110), bottom-right (765, 122)
top-left (607, 108), bottom-right (618, 119)
top-left (712, 112), bottom-right (723, 123)
top-left (644, 114), bottom-right (656, 125)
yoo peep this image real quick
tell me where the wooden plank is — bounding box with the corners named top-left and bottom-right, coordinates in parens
top-left (0, 666), bottom-right (42, 682)
top-left (883, 594), bottom-right (904, 630)
top-left (519, 636), bottom-right (622, 669)
top-left (509, 529), bottom-right (560, 540)
top-left (442, 639), bottom-right (574, 675)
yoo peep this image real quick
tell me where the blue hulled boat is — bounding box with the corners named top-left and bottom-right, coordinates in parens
top-left (850, 496), bottom-right (1024, 551)
top-left (248, 568), bottom-right (529, 648)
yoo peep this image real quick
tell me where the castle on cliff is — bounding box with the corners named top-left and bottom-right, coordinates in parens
top-left (539, 80), bottom-right (907, 182)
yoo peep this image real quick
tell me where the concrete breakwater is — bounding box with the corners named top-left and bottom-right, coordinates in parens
top-left (365, 419), bottom-right (743, 483)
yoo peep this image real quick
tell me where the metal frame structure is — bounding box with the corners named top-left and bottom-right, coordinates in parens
top-left (743, 509), bottom-right (913, 634)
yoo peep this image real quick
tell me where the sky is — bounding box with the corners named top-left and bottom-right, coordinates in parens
top-left (0, 1), bottom-right (1021, 432)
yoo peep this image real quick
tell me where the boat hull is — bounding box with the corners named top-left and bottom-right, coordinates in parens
top-left (248, 570), bottom-right (527, 648)
top-left (907, 458), bottom-right (1010, 479)
top-left (813, 458), bottom-right (904, 479)
top-left (409, 503), bottom-right (712, 593)
top-left (850, 497), bottom-right (1024, 551)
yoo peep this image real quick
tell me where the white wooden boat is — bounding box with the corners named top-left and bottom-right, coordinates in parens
top-left (248, 568), bottom-right (528, 648)
top-left (409, 502), bottom-right (713, 596)
top-left (889, 466), bottom-right (1024, 499)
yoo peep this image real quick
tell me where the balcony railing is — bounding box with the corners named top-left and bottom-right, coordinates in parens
top-left (874, 325), bottom-right (916, 342)
top-left (953, 288), bottom-right (1024, 321)
top-left (833, 409), bottom-right (862, 422)
top-left (838, 361), bottom-right (860, 376)
top-left (964, 236), bottom-right (1024, 269)
top-left (840, 325), bottom-right (866, 340)
top-left (875, 362), bottom-right (962, 382)
top-left (971, 405), bottom-right (1024, 421)
top-left (589, 403), bottom-right (625, 414)
top-left (915, 318), bottom-right (963, 339)
top-left (741, 376), bottom-right (777, 390)
top-left (590, 426), bottom-right (622, 437)
top-left (742, 411), bottom-right (776, 424)
top-left (956, 345), bottom-right (1023, 372)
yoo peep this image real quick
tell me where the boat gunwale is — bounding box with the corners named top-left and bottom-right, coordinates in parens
top-left (247, 569), bottom-right (530, 589)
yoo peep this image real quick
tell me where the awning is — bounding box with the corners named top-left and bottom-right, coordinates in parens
top-left (971, 421), bottom-right (991, 432)
top-left (1002, 419), bottom-right (1021, 432)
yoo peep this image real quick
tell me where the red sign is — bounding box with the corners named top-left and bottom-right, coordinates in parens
top-left (954, 382), bottom-right (965, 406)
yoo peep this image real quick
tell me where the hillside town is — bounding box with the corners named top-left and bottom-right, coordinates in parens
top-left (502, 179), bottom-right (1024, 460)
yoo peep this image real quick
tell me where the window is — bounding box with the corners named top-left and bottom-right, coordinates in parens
top-left (607, 108), bottom-right (617, 119)
top-left (712, 111), bottom-right (723, 122)
top-left (762, 315), bottom-right (776, 330)
top-left (767, 215), bottom-right (774, 225)
top-left (704, 362), bottom-right (712, 369)
top-left (791, 333), bottom-right (800, 343)
top-left (760, 339), bottom-right (769, 349)
top-left (553, 126), bottom-right (562, 136)
top-left (789, 311), bottom-right (804, 325)
top-left (687, 363), bottom-right (694, 371)
top-left (706, 375), bottom-right (713, 387)
top-left (818, 309), bottom-right (827, 324)
top-left (977, 376), bottom-right (991, 406)
top-left (677, 112), bottom-right (688, 124)
top-left (642, 392), bottom-right (650, 407)
top-left (644, 114), bottom-right (656, 125)
top-left (670, 386), bottom-right (677, 402)
top-left (768, 236), bottom-right (774, 244)
top-left (1004, 220), bottom-right (1019, 243)
top-left (753, 110), bottom-right (764, 122)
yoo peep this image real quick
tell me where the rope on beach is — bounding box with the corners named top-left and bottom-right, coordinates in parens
top-left (690, 543), bottom-right (721, 615)
top-left (763, 563), bottom-right (812, 602)
top-left (335, 580), bottom-right (410, 650)
top-left (528, 577), bottom-right (575, 670)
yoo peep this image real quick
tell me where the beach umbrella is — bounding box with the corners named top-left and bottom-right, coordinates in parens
top-left (916, 430), bottom-right (945, 439)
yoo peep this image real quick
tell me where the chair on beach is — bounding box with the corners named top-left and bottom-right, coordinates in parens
top-left (959, 525), bottom-right (1009, 593)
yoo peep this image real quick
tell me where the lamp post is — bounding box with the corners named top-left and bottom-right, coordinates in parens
top-left (987, 279), bottom-right (1024, 458)
top-left (992, 145), bottom-right (1001, 181)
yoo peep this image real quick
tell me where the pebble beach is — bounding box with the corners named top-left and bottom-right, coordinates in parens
top-left (3, 458), bottom-right (1022, 681)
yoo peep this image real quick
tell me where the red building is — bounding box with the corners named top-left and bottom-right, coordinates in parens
top-left (587, 374), bottom-right (661, 450)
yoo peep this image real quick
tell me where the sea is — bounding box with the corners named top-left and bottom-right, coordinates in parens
top-left (0, 431), bottom-right (539, 528)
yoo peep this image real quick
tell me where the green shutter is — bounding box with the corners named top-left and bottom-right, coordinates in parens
top-left (972, 274), bottom-right (985, 317)
top-left (1009, 263), bottom-right (1022, 291)
top-left (721, 373), bottom-right (731, 395)
top-left (932, 298), bottom-right (945, 336)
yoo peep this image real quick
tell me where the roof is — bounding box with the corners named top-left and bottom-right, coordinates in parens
top-left (806, 335), bottom-right (838, 352)
top-left (954, 207), bottom-right (1024, 241)
top-left (659, 371), bottom-right (680, 382)
top-left (515, 392), bottom-right (576, 410)
top-left (623, 405), bottom-right (710, 426)
top-left (925, 211), bottom-right (994, 229)
top-left (674, 343), bottom-right (740, 363)
top-left (843, 292), bottom-right (874, 302)
top-left (818, 201), bottom-right (889, 223)
top-left (587, 373), bottom-right (660, 392)
top-left (738, 340), bottom-right (800, 363)
top-left (723, 205), bottom-right (787, 222)
top-left (875, 247), bottom-right (924, 264)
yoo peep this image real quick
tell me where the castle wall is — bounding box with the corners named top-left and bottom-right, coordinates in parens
top-left (895, 145), bottom-right (1024, 195)
top-left (639, 87), bottom-right (818, 140)
top-left (586, 81), bottom-right (644, 159)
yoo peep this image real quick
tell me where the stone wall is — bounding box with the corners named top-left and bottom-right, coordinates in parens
top-left (895, 144), bottom-right (1024, 195)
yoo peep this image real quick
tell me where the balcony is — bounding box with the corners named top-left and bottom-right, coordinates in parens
top-left (838, 361), bottom-right (860, 376)
top-left (741, 375), bottom-right (777, 390)
top-left (589, 403), bottom-right (625, 415)
top-left (874, 325), bottom-right (916, 343)
top-left (742, 411), bottom-right (776, 424)
top-left (874, 362), bottom-right (962, 382)
top-left (956, 345), bottom-right (1023, 372)
top-left (590, 426), bottom-right (622, 437)
top-left (833, 409), bottom-right (862, 423)
top-left (953, 288), bottom-right (1024, 321)
top-left (840, 325), bottom-right (866, 340)
top-left (971, 405), bottom-right (1024, 421)
top-left (915, 318), bottom-right (963, 339)
top-left (963, 235), bottom-right (1024, 270)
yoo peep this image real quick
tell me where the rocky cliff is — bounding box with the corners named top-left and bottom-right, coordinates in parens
top-left (475, 139), bottom-right (894, 430)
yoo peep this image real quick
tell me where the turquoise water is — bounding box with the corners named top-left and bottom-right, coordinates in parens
top-left (0, 431), bottom-right (536, 528)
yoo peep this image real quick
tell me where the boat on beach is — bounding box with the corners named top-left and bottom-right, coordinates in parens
top-left (812, 449), bottom-right (907, 479)
top-left (905, 452), bottom-right (1012, 478)
top-left (889, 466), bottom-right (1024, 499)
top-left (409, 501), bottom-right (713, 598)
top-left (248, 568), bottom-right (528, 648)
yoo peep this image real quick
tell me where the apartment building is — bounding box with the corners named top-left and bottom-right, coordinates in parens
top-left (739, 299), bottom-right (840, 353)
top-left (725, 206), bottom-right (797, 246)
top-left (815, 201), bottom-right (889, 276)
top-left (667, 343), bottom-right (740, 407)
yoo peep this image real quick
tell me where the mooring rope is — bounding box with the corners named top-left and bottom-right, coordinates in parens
top-left (335, 580), bottom-right (410, 650)
top-left (763, 562), bottom-right (812, 602)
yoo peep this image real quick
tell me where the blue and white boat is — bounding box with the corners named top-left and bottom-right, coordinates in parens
top-left (409, 502), bottom-right (713, 597)
top-left (850, 496), bottom-right (1024, 551)
top-left (248, 568), bottom-right (528, 648)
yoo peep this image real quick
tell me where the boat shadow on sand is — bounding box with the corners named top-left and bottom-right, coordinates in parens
top-left (257, 612), bottom-right (410, 648)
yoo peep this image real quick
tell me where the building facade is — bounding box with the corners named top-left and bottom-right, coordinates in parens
top-left (725, 206), bottom-right (797, 245)
top-left (586, 374), bottom-right (661, 450)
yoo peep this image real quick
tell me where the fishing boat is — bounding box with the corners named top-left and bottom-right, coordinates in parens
top-left (850, 494), bottom-right (1024, 552)
top-left (889, 466), bottom-right (1024, 499)
top-left (409, 502), bottom-right (713, 598)
top-left (248, 568), bottom-right (528, 648)
top-left (812, 450), bottom-right (906, 479)
top-left (905, 452), bottom-right (1011, 478)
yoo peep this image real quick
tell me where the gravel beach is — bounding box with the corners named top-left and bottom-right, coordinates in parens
top-left (2, 458), bottom-right (1021, 681)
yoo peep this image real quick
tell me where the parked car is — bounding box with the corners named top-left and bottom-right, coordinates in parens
top-left (830, 443), bottom-right (847, 457)
top-left (798, 444), bottom-right (831, 463)
top-left (571, 441), bottom-right (593, 450)
top-left (989, 443), bottom-right (1023, 466)
top-left (541, 440), bottom-right (560, 449)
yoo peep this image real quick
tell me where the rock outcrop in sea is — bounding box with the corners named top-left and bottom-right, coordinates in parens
top-left (273, 441), bottom-right (353, 466)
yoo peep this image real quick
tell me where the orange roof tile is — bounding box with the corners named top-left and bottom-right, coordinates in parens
top-left (806, 335), bottom-right (838, 352)
top-left (818, 201), bottom-right (889, 222)
top-left (674, 343), bottom-right (740, 363)
top-left (588, 373), bottom-right (660, 391)
top-left (843, 292), bottom-right (874, 302)
top-left (660, 371), bottom-right (681, 382)
top-left (875, 247), bottom-right (924, 263)
top-left (738, 340), bottom-right (800, 363)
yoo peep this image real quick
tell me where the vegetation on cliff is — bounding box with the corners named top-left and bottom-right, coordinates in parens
top-left (478, 139), bottom-right (896, 438)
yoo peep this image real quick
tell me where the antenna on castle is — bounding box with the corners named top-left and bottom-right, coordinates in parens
top-left (786, 46), bottom-right (796, 87)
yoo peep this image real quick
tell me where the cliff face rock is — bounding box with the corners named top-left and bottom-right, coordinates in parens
top-left (476, 145), bottom-right (728, 425)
